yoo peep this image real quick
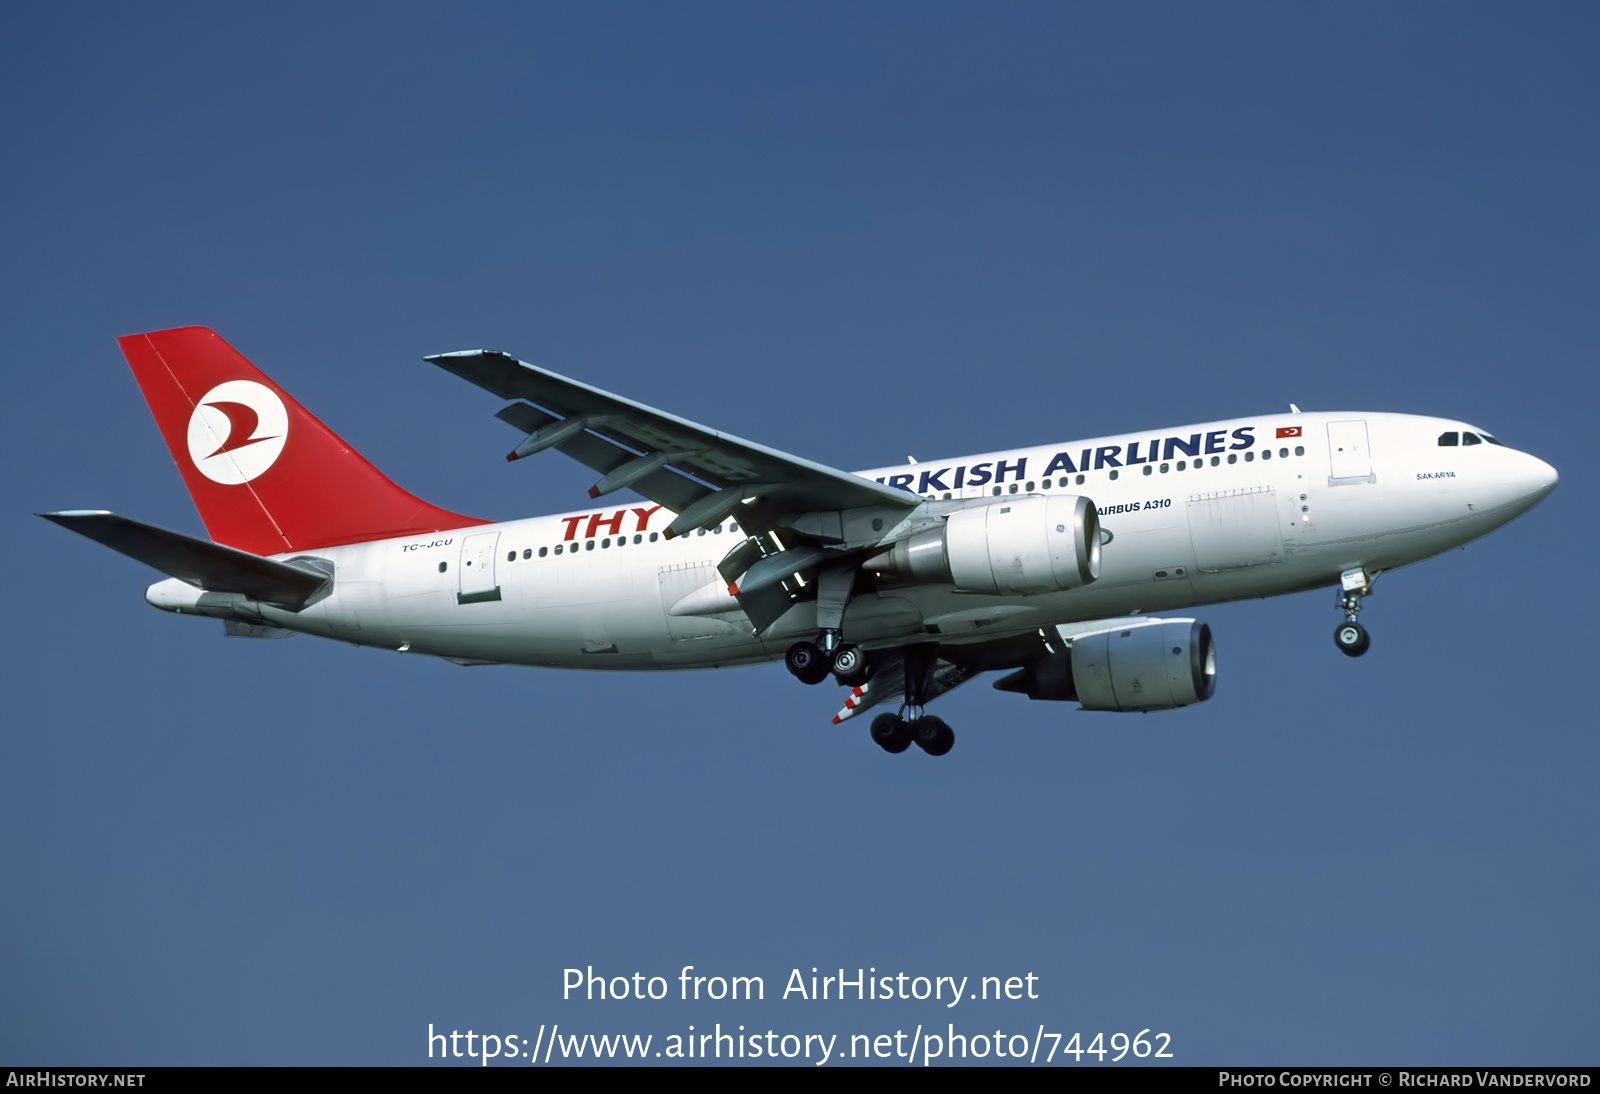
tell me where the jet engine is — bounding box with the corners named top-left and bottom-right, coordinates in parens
top-left (995, 618), bottom-right (1216, 712)
top-left (866, 494), bottom-right (1100, 595)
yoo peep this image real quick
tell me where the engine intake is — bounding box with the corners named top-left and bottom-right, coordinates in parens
top-left (995, 619), bottom-right (1216, 712)
top-left (867, 494), bottom-right (1100, 595)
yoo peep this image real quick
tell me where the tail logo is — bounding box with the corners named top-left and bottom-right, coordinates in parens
top-left (186, 380), bottom-right (289, 484)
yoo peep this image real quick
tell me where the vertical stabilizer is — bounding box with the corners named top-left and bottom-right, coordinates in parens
top-left (119, 326), bottom-right (487, 555)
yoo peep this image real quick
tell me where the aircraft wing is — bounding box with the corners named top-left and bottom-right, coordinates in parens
top-left (427, 350), bottom-right (917, 536)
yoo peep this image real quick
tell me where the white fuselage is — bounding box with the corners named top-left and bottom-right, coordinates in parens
top-left (153, 411), bottom-right (1556, 669)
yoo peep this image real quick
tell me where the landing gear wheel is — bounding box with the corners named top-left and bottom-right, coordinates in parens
top-left (870, 713), bottom-right (912, 754)
top-left (911, 715), bottom-right (955, 756)
top-left (831, 643), bottom-right (870, 687)
top-left (1334, 620), bottom-right (1370, 657)
top-left (786, 641), bottom-right (830, 684)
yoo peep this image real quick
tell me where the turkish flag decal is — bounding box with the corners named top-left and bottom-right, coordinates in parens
top-left (1277, 426), bottom-right (1303, 438)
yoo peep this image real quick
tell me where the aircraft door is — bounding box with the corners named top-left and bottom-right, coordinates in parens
top-left (457, 531), bottom-right (502, 604)
top-left (1327, 420), bottom-right (1375, 485)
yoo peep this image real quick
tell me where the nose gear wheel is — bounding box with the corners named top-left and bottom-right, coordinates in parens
top-left (1334, 620), bottom-right (1370, 657)
top-left (1332, 568), bottom-right (1374, 657)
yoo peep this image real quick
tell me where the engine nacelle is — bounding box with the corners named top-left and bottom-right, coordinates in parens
top-left (995, 618), bottom-right (1216, 712)
top-left (867, 494), bottom-right (1100, 595)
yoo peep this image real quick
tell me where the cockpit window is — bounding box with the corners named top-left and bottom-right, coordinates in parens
top-left (1463, 432), bottom-right (1482, 446)
top-left (1482, 433), bottom-right (1504, 446)
top-left (1438, 432), bottom-right (1459, 446)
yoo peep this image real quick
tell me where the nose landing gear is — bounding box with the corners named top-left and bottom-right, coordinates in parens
top-left (1334, 620), bottom-right (1370, 657)
top-left (1334, 568), bottom-right (1373, 657)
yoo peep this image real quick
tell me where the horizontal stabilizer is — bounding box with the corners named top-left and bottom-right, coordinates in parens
top-left (40, 511), bottom-right (331, 611)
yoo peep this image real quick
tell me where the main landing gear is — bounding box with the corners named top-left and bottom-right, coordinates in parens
top-left (869, 643), bottom-right (956, 757)
top-left (871, 712), bottom-right (954, 756)
top-left (788, 638), bottom-right (959, 756)
top-left (1333, 568), bottom-right (1373, 658)
top-left (784, 640), bottom-right (830, 685)
top-left (785, 632), bottom-right (870, 687)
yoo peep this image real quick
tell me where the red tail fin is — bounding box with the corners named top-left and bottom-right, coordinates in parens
top-left (120, 326), bottom-right (487, 555)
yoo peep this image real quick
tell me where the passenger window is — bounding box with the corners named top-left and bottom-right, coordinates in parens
top-left (554, 544), bottom-right (563, 555)
top-left (1025, 481), bottom-right (1035, 491)
top-left (1438, 432), bottom-right (1459, 446)
top-left (1294, 446), bottom-right (1304, 456)
top-left (1108, 470), bottom-right (1119, 480)
top-left (1076, 474), bottom-right (1085, 485)
top-left (1245, 451), bottom-right (1255, 461)
top-left (649, 532), bottom-right (659, 542)
top-left (713, 524), bottom-right (722, 533)
top-left (697, 528), bottom-right (706, 536)
top-left (1262, 450), bottom-right (1272, 460)
top-left (1042, 478), bottom-right (1052, 488)
top-left (586, 540), bottom-right (595, 551)
top-left (1227, 454), bottom-right (1237, 464)
top-left (438, 561), bottom-right (447, 573)
top-left (942, 492), bottom-right (952, 500)
top-left (507, 551), bottom-right (515, 562)
top-left (993, 487), bottom-right (1002, 496)
top-left (1159, 462), bottom-right (1169, 473)
top-left (1142, 465), bottom-right (1153, 476)
top-left (1463, 433), bottom-right (1482, 446)
top-left (634, 534), bottom-right (642, 544)
top-left (1176, 460), bottom-right (1186, 470)
top-left (538, 547), bottom-right (548, 557)
top-left (1211, 456), bottom-right (1221, 466)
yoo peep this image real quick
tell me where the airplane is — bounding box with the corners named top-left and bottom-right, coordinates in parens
top-left (42, 327), bottom-right (1558, 757)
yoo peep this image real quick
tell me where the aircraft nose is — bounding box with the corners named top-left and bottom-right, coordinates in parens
top-left (1516, 452), bottom-right (1559, 504)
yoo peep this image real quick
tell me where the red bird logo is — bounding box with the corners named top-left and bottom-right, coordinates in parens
top-left (202, 400), bottom-right (280, 458)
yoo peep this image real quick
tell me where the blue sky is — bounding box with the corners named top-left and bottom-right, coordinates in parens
top-left (2, 2), bottom-right (1595, 1065)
